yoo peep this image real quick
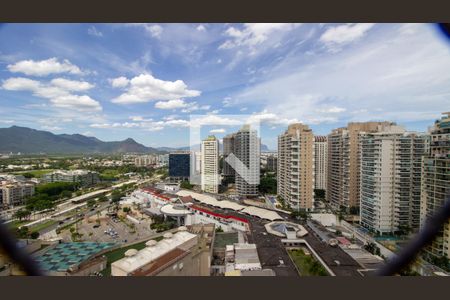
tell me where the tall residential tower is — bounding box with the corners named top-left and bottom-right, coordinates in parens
top-left (234, 125), bottom-right (260, 197)
top-left (359, 125), bottom-right (429, 234)
top-left (201, 136), bottom-right (220, 194)
top-left (314, 136), bottom-right (328, 191)
top-left (420, 112), bottom-right (450, 259)
top-left (278, 123), bottom-right (315, 210)
top-left (327, 121), bottom-right (393, 211)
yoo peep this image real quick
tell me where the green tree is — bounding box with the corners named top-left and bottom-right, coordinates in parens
top-left (60, 190), bottom-right (72, 199)
top-left (291, 209), bottom-right (308, 222)
top-left (180, 181), bottom-right (193, 190)
top-left (30, 231), bottom-right (40, 239)
top-left (98, 195), bottom-right (108, 202)
top-left (16, 226), bottom-right (29, 239)
top-left (111, 190), bottom-right (125, 203)
top-left (259, 176), bottom-right (277, 194)
top-left (14, 208), bottom-right (31, 221)
top-left (87, 199), bottom-right (96, 208)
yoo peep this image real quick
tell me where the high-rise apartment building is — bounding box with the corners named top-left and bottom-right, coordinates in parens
top-left (314, 136), bottom-right (328, 191)
top-left (420, 112), bottom-right (450, 259)
top-left (201, 136), bottom-right (219, 194)
top-left (278, 123), bottom-right (314, 210)
top-left (223, 133), bottom-right (236, 182)
top-left (360, 125), bottom-right (429, 234)
top-left (327, 121), bottom-right (393, 211)
top-left (234, 125), bottom-right (260, 197)
top-left (266, 155), bottom-right (278, 173)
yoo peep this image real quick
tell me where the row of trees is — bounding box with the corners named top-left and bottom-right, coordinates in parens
top-left (25, 182), bottom-right (79, 212)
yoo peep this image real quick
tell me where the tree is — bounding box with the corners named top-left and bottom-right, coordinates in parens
top-left (364, 242), bottom-right (381, 256)
top-left (14, 208), bottom-right (31, 221)
top-left (259, 176), bottom-right (277, 194)
top-left (16, 227), bottom-right (29, 239)
top-left (98, 195), bottom-right (108, 202)
top-left (123, 207), bottom-right (131, 213)
top-left (87, 199), bottom-right (96, 208)
top-left (30, 231), bottom-right (40, 239)
top-left (291, 209), bottom-right (308, 222)
top-left (180, 181), bottom-right (193, 190)
top-left (111, 190), bottom-right (125, 203)
top-left (60, 190), bottom-right (72, 199)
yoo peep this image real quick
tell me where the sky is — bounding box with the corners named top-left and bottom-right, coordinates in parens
top-left (0, 23), bottom-right (449, 150)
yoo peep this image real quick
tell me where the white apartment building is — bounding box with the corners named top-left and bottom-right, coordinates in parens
top-left (360, 125), bottom-right (429, 235)
top-left (234, 125), bottom-right (260, 197)
top-left (201, 136), bottom-right (219, 194)
top-left (277, 123), bottom-right (315, 211)
top-left (42, 169), bottom-right (99, 186)
top-left (327, 121), bottom-right (394, 211)
top-left (134, 155), bottom-right (158, 167)
top-left (314, 136), bottom-right (328, 191)
top-left (1, 181), bottom-right (35, 207)
top-left (421, 112), bottom-right (450, 259)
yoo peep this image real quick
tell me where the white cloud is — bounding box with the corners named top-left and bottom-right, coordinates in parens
top-left (316, 106), bottom-right (346, 113)
top-left (0, 120), bottom-right (15, 124)
top-left (50, 78), bottom-right (94, 91)
top-left (82, 131), bottom-right (94, 136)
top-left (181, 102), bottom-right (210, 113)
top-left (233, 24), bottom-right (450, 126)
top-left (155, 99), bottom-right (188, 109)
top-left (41, 125), bottom-right (62, 131)
top-left (128, 24), bottom-right (163, 38)
top-left (111, 74), bottom-right (201, 104)
top-left (49, 95), bottom-right (101, 111)
top-left (7, 58), bottom-right (83, 76)
top-left (2, 77), bottom-right (101, 112)
top-left (210, 128), bottom-right (226, 133)
top-left (320, 23), bottom-right (375, 47)
top-left (147, 25), bottom-right (163, 38)
top-left (109, 76), bottom-right (130, 88)
top-left (219, 23), bottom-right (300, 50)
top-left (196, 25), bottom-right (206, 32)
top-left (222, 97), bottom-right (232, 107)
top-left (87, 26), bottom-right (103, 37)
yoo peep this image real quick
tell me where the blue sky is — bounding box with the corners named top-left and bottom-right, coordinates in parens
top-left (0, 23), bottom-right (449, 149)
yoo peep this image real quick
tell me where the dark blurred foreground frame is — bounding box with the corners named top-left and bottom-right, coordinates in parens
top-left (1, 0), bottom-right (450, 22)
top-left (0, 276), bottom-right (449, 300)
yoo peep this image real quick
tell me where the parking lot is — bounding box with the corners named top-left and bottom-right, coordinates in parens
top-left (74, 213), bottom-right (155, 244)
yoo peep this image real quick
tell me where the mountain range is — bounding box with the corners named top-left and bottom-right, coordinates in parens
top-left (0, 126), bottom-right (161, 154)
top-left (0, 126), bottom-right (273, 154)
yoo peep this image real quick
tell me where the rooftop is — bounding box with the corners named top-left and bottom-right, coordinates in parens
top-left (111, 229), bottom-right (197, 275)
top-left (213, 232), bottom-right (239, 249)
top-left (35, 242), bottom-right (115, 273)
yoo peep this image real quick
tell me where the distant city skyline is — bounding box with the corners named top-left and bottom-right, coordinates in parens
top-left (1, 23), bottom-right (449, 149)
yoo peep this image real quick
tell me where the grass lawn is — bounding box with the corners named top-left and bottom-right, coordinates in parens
top-left (288, 248), bottom-right (329, 276)
top-left (101, 236), bottom-right (164, 276)
top-left (7, 219), bottom-right (29, 229)
top-left (27, 219), bottom-right (57, 233)
top-left (13, 169), bottom-right (54, 177)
